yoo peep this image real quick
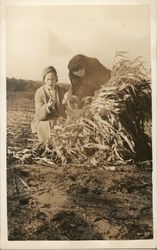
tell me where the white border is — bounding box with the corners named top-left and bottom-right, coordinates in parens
top-left (151, 1), bottom-right (157, 247)
top-left (0, 0), bottom-right (7, 249)
top-left (5, 0), bottom-right (157, 6)
top-left (0, 0), bottom-right (157, 249)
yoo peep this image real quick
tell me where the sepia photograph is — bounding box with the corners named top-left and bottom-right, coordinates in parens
top-left (0, 0), bottom-right (157, 248)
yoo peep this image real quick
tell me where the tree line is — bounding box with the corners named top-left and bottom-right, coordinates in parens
top-left (7, 77), bottom-right (42, 92)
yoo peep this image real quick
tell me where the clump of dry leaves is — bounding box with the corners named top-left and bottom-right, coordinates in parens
top-left (46, 52), bottom-right (151, 166)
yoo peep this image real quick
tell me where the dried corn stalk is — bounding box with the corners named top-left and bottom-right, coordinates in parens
top-left (46, 52), bottom-right (152, 166)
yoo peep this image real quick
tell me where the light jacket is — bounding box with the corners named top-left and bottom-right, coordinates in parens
top-left (31, 83), bottom-right (69, 143)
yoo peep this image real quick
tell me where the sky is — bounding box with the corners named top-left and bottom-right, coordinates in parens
top-left (6, 5), bottom-right (151, 82)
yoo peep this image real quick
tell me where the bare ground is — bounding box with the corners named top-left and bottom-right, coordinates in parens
top-left (7, 110), bottom-right (153, 240)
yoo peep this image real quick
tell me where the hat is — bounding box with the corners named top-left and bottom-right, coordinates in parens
top-left (68, 54), bottom-right (86, 71)
top-left (42, 66), bottom-right (58, 81)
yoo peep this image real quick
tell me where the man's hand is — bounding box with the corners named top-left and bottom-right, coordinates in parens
top-left (48, 90), bottom-right (57, 110)
top-left (47, 99), bottom-right (55, 110)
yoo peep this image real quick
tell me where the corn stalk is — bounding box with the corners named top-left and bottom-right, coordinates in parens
top-left (45, 53), bottom-right (152, 166)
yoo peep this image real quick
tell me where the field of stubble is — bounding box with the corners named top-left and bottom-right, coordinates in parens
top-left (7, 110), bottom-right (153, 240)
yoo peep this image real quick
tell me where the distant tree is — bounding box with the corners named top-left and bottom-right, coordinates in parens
top-left (7, 77), bottom-right (42, 92)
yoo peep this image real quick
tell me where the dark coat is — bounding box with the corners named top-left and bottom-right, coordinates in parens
top-left (68, 54), bottom-right (111, 101)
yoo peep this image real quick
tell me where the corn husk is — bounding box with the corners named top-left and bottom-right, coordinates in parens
top-left (44, 53), bottom-right (152, 166)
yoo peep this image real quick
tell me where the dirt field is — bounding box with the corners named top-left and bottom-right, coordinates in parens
top-left (7, 110), bottom-right (153, 240)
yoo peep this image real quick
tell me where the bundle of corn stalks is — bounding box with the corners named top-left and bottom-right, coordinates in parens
top-left (46, 52), bottom-right (151, 166)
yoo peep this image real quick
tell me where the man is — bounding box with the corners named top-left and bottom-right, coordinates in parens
top-left (31, 66), bottom-right (70, 143)
top-left (68, 54), bottom-right (111, 106)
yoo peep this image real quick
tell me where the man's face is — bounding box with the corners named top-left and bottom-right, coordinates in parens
top-left (44, 72), bottom-right (57, 90)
